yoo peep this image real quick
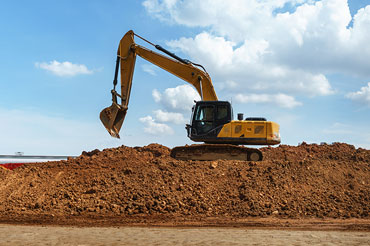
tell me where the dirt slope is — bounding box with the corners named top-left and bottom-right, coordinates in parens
top-left (0, 142), bottom-right (369, 227)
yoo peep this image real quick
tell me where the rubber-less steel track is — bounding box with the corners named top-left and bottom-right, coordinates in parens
top-left (170, 144), bottom-right (263, 161)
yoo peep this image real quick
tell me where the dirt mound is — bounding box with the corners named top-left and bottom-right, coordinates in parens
top-left (263, 142), bottom-right (369, 162)
top-left (0, 143), bottom-right (369, 226)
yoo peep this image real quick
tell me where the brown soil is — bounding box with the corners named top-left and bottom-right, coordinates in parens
top-left (0, 142), bottom-right (369, 229)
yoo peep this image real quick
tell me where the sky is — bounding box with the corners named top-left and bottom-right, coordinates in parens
top-left (1, 0), bottom-right (370, 155)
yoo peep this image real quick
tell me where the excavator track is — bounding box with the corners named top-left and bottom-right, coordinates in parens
top-left (170, 144), bottom-right (263, 161)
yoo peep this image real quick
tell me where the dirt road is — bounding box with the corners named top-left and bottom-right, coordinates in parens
top-left (1, 225), bottom-right (369, 246)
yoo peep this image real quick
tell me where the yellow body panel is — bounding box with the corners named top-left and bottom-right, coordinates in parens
top-left (217, 120), bottom-right (280, 145)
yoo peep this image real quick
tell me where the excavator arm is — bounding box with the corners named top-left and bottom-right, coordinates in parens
top-left (100, 30), bottom-right (217, 138)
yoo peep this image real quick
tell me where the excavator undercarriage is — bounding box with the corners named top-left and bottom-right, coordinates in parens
top-left (171, 144), bottom-right (263, 161)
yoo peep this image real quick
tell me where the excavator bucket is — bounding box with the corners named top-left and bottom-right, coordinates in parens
top-left (99, 103), bottom-right (127, 139)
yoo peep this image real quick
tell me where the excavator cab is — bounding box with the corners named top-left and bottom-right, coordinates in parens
top-left (187, 101), bottom-right (281, 146)
top-left (187, 101), bottom-right (232, 141)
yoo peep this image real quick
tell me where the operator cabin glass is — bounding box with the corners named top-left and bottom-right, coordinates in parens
top-left (194, 105), bottom-right (214, 134)
top-left (216, 105), bottom-right (228, 120)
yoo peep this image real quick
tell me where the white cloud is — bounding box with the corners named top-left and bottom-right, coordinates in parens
top-left (168, 33), bottom-right (333, 97)
top-left (143, 84), bottom-right (197, 134)
top-left (152, 84), bottom-right (201, 112)
top-left (235, 93), bottom-right (302, 108)
top-left (346, 82), bottom-right (370, 107)
top-left (139, 116), bottom-right (174, 135)
top-left (143, 0), bottom-right (304, 41)
top-left (153, 109), bottom-right (185, 124)
top-left (35, 60), bottom-right (93, 77)
top-left (141, 64), bottom-right (157, 76)
top-left (168, 32), bottom-right (235, 67)
top-left (152, 89), bottom-right (162, 102)
top-left (144, 0), bottom-right (370, 107)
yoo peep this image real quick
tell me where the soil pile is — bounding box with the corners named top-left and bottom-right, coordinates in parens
top-left (0, 142), bottom-right (369, 226)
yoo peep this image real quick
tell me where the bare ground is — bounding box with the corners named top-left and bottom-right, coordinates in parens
top-left (0, 142), bottom-right (369, 230)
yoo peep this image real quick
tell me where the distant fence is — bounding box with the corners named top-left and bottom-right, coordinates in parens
top-left (0, 155), bottom-right (76, 164)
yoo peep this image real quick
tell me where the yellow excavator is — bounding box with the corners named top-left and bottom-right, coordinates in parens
top-left (100, 30), bottom-right (280, 161)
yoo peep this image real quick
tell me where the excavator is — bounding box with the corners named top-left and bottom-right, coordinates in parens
top-left (100, 30), bottom-right (281, 161)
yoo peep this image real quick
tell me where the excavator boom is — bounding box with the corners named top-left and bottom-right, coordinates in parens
top-left (100, 30), bottom-right (217, 138)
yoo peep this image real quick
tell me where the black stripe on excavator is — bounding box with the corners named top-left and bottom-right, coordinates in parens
top-left (155, 45), bottom-right (191, 65)
top-left (113, 56), bottom-right (120, 88)
top-left (191, 137), bottom-right (269, 145)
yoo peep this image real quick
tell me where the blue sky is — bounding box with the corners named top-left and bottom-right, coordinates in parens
top-left (1, 0), bottom-right (370, 155)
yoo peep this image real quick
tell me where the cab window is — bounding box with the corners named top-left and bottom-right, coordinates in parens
top-left (216, 105), bottom-right (228, 120)
top-left (195, 105), bottom-right (214, 121)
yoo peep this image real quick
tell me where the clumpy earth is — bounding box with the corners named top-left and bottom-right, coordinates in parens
top-left (0, 142), bottom-right (369, 229)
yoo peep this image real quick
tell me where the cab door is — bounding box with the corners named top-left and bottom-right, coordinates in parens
top-left (214, 104), bottom-right (230, 128)
top-left (193, 104), bottom-right (215, 135)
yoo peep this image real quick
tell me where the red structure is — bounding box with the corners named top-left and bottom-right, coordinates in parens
top-left (1, 163), bottom-right (24, 170)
